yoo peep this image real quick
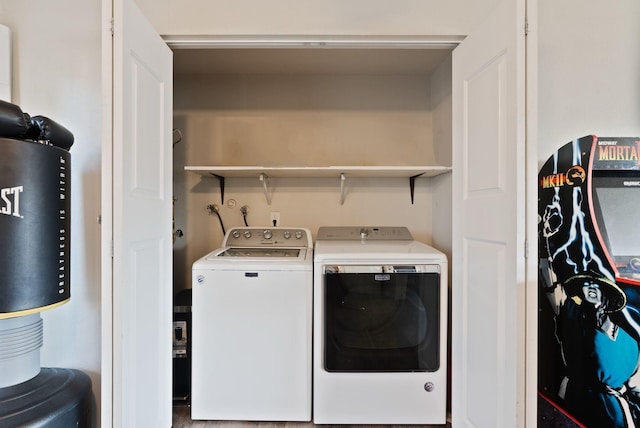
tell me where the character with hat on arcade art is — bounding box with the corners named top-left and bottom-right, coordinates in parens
top-left (548, 269), bottom-right (640, 427)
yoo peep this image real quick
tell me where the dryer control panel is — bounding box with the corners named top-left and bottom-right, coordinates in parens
top-left (317, 226), bottom-right (413, 241)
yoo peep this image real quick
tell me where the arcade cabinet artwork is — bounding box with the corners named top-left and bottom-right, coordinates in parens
top-left (538, 135), bottom-right (640, 427)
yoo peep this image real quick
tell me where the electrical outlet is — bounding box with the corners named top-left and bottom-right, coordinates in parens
top-left (270, 212), bottom-right (280, 227)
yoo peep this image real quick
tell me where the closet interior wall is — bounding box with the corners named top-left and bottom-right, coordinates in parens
top-left (171, 47), bottom-right (453, 294)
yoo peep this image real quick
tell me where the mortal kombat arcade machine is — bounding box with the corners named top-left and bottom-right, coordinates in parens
top-left (538, 135), bottom-right (640, 427)
top-left (0, 100), bottom-right (93, 427)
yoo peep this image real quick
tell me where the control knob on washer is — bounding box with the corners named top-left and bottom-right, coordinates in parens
top-left (263, 230), bottom-right (273, 239)
top-left (283, 231), bottom-right (291, 239)
top-left (295, 231), bottom-right (303, 239)
top-left (232, 230), bottom-right (241, 239)
top-left (244, 230), bottom-right (252, 239)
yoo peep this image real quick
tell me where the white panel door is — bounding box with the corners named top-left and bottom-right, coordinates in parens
top-left (451, 0), bottom-right (526, 427)
top-left (111, 0), bottom-right (173, 426)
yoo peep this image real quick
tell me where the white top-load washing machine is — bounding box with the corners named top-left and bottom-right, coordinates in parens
top-left (313, 226), bottom-right (448, 425)
top-left (191, 227), bottom-right (313, 422)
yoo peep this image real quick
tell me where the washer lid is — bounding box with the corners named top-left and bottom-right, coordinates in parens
top-left (193, 246), bottom-right (313, 270)
top-left (218, 248), bottom-right (302, 258)
top-left (314, 239), bottom-right (446, 263)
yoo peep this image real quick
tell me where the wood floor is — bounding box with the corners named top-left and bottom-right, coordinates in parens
top-left (172, 405), bottom-right (451, 428)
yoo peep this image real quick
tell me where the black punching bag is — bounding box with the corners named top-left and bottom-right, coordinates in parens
top-left (0, 102), bottom-right (93, 428)
top-left (0, 137), bottom-right (70, 317)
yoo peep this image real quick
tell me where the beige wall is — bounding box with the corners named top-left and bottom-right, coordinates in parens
top-left (537, 0), bottom-right (640, 162)
top-left (0, 24), bottom-right (9, 100)
top-left (172, 63), bottom-right (452, 292)
top-left (136, 0), bottom-right (502, 37)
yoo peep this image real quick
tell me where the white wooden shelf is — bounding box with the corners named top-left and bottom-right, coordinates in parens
top-left (185, 165), bottom-right (452, 205)
top-left (185, 165), bottom-right (452, 179)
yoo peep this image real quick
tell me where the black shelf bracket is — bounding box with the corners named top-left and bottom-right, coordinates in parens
top-left (210, 173), bottom-right (226, 204)
top-left (409, 173), bottom-right (425, 204)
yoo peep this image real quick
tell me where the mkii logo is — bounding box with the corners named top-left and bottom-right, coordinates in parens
top-left (540, 165), bottom-right (586, 189)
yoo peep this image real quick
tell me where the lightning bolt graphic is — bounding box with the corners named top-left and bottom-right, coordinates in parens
top-left (544, 139), bottom-right (613, 280)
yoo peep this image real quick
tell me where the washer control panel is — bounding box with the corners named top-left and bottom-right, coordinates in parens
top-left (224, 227), bottom-right (310, 247)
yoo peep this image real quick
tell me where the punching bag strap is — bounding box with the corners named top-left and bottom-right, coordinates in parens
top-left (0, 99), bottom-right (32, 140)
top-left (0, 100), bottom-right (74, 150)
top-left (31, 116), bottom-right (74, 150)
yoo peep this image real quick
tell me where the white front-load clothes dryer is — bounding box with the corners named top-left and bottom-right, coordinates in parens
top-left (313, 226), bottom-right (448, 425)
top-left (191, 227), bottom-right (313, 422)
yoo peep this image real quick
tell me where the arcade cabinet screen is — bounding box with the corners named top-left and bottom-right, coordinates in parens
top-left (592, 174), bottom-right (640, 278)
